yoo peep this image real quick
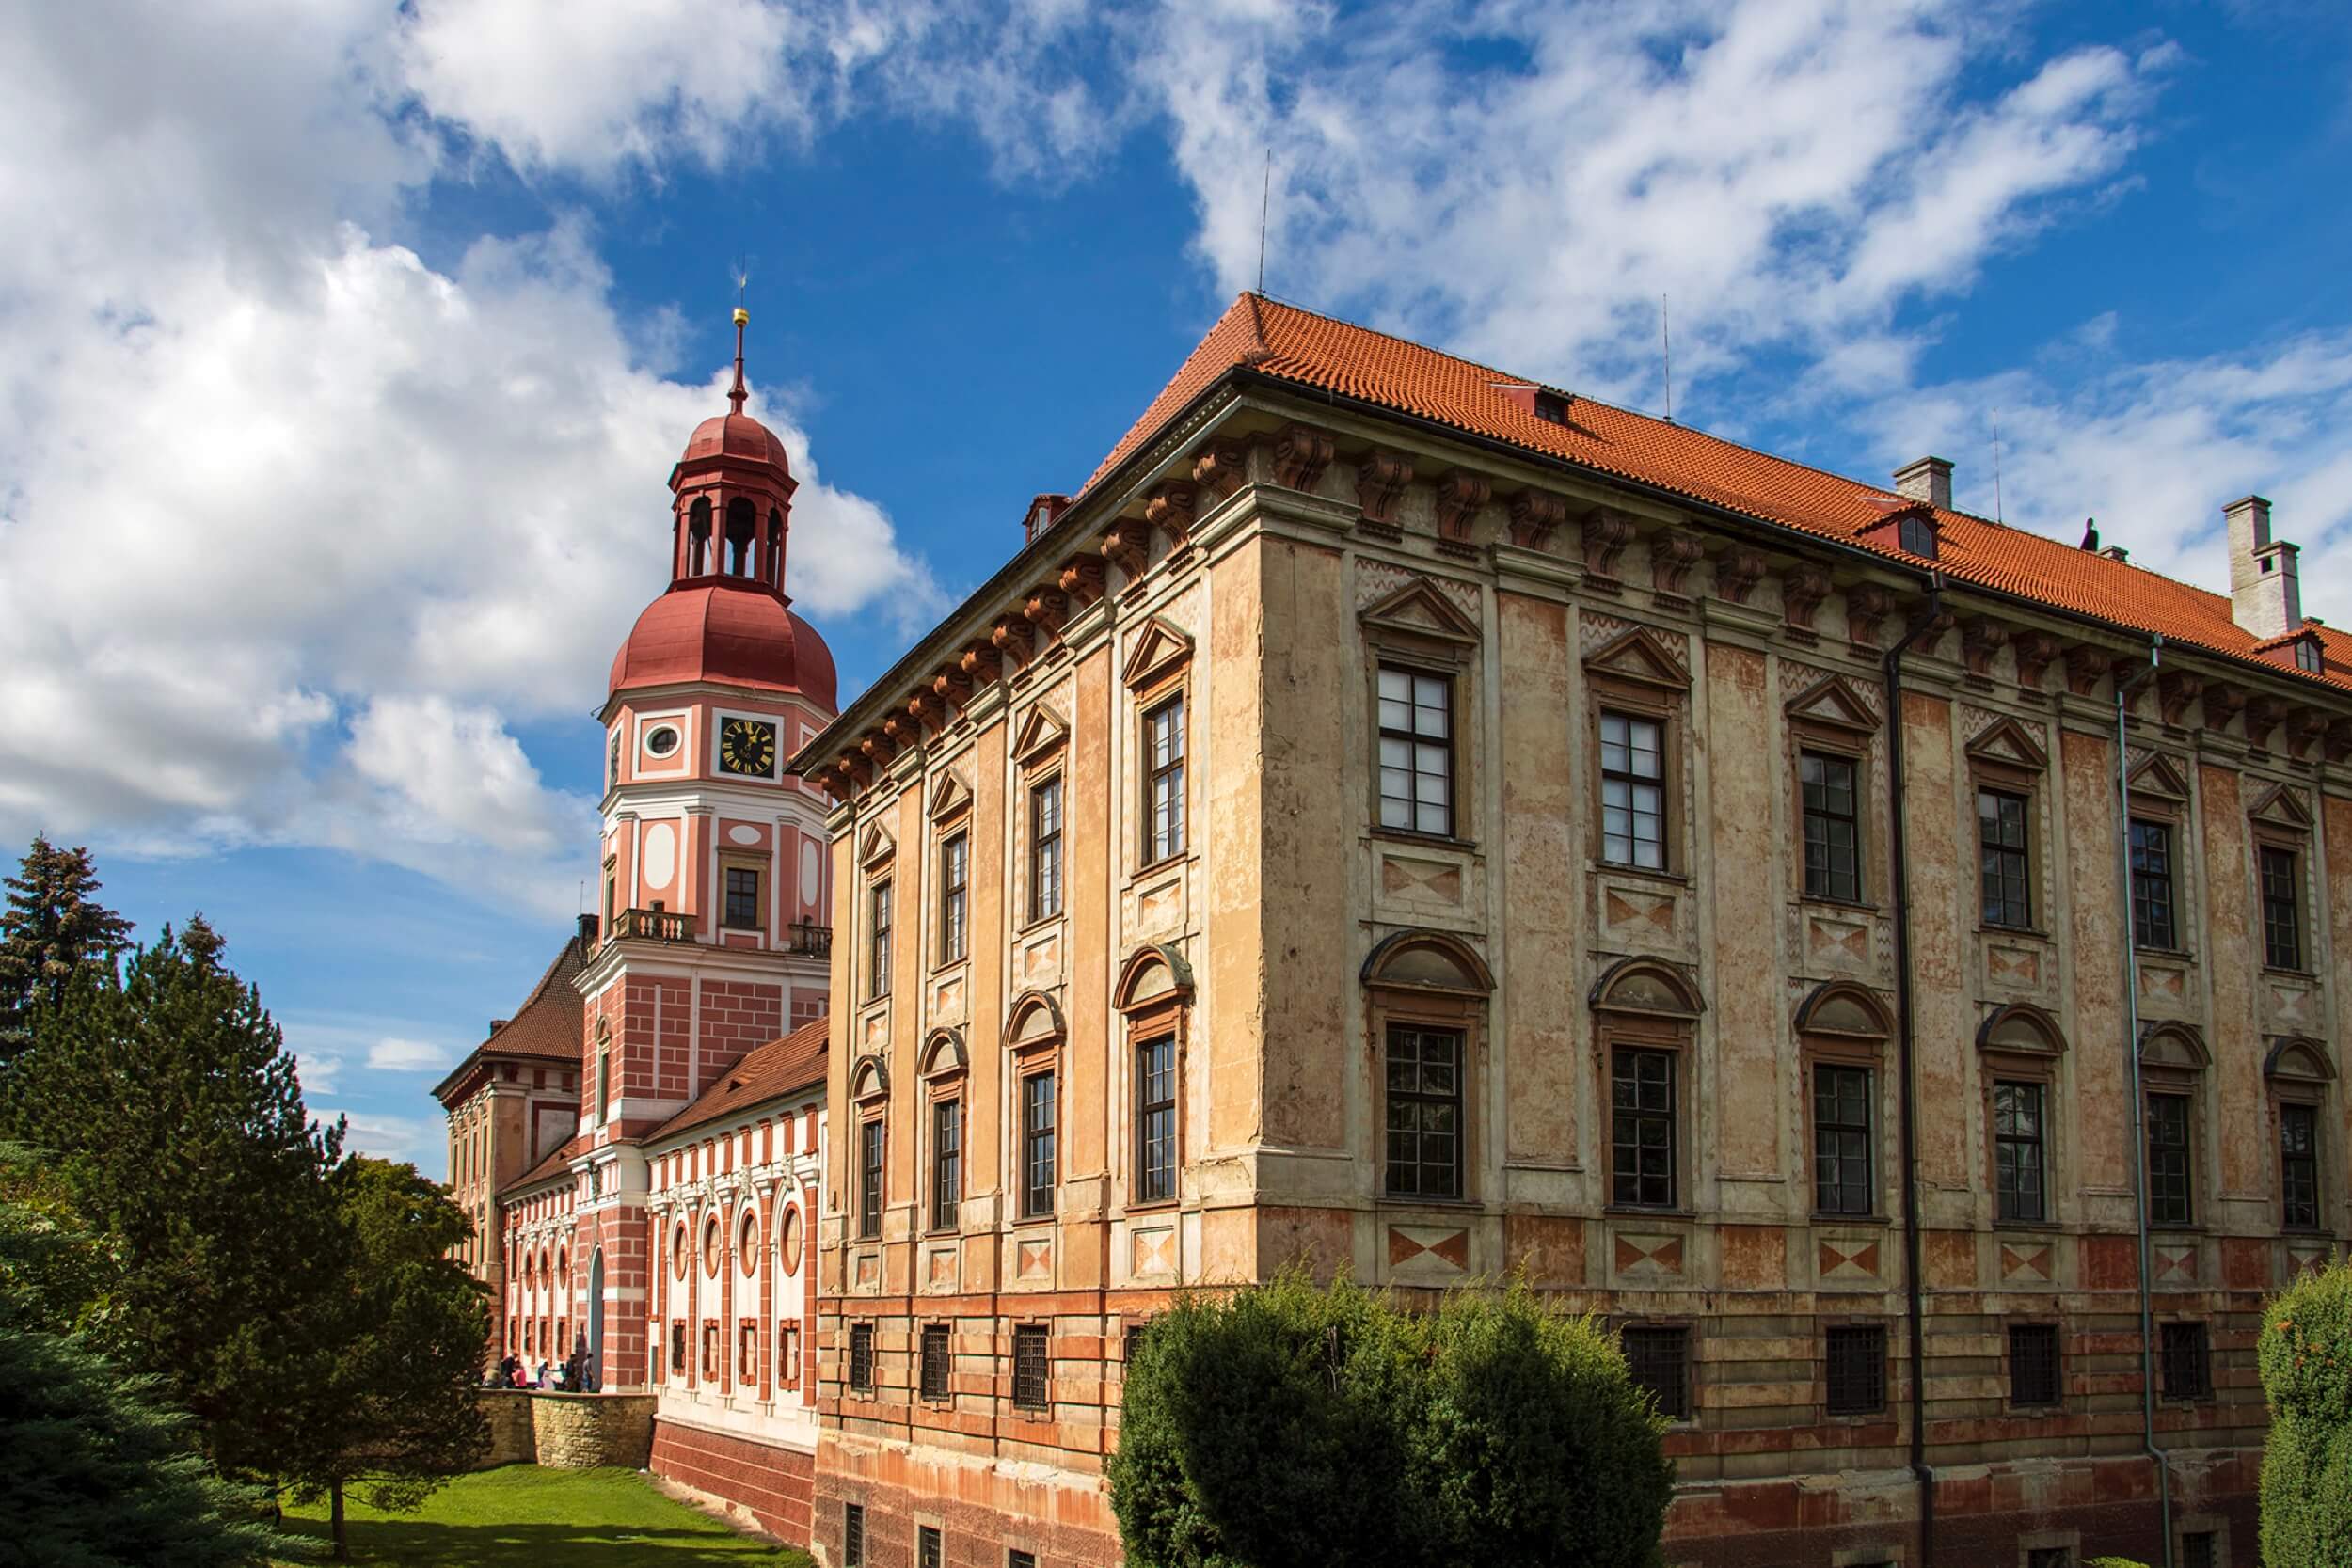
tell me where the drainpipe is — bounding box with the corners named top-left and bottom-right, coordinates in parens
top-left (1881, 572), bottom-right (1946, 1567)
top-left (2115, 635), bottom-right (2172, 1568)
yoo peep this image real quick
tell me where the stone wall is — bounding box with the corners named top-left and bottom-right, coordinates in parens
top-left (532, 1392), bottom-right (658, 1468)
top-left (473, 1390), bottom-right (538, 1469)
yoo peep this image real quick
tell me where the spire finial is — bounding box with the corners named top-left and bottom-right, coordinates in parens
top-left (727, 303), bottom-right (749, 415)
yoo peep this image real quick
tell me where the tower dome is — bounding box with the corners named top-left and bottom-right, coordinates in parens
top-left (608, 590), bottom-right (837, 709)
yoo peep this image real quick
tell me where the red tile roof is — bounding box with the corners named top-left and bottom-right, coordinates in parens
top-left (1087, 293), bottom-right (2351, 693)
top-left (431, 932), bottom-right (590, 1104)
top-left (646, 1015), bottom-right (828, 1147)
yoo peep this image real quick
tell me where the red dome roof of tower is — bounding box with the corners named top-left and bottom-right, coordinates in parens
top-left (678, 411), bottom-right (791, 474)
top-left (608, 584), bottom-right (836, 710)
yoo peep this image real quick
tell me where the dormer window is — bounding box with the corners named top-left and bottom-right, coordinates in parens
top-left (1898, 514), bottom-right (1938, 560)
top-left (1533, 391), bottom-right (1568, 425)
top-left (2296, 638), bottom-right (2323, 673)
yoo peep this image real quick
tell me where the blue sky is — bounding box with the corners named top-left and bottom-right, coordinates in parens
top-left (4, 1), bottom-right (2348, 1176)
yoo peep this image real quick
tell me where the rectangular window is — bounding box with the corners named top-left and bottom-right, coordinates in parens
top-left (844, 1504), bottom-right (865, 1567)
top-left (867, 879), bottom-right (893, 1000)
top-left (1812, 1064), bottom-right (1873, 1215)
top-left (2160, 1321), bottom-right (2211, 1401)
top-left (1994, 1081), bottom-right (2049, 1224)
top-left (1136, 1036), bottom-right (1178, 1204)
top-left (1383, 1024), bottom-right (1463, 1199)
top-left (2283, 1101), bottom-right (2320, 1229)
top-left (2182, 1531), bottom-right (2216, 1568)
top-left (930, 1098), bottom-right (961, 1231)
top-left (2262, 845), bottom-right (2302, 970)
top-left (1800, 751), bottom-right (1861, 901)
top-left (739, 1322), bottom-right (759, 1383)
top-left (1009, 1554), bottom-right (1038, 1568)
top-left (1825, 1324), bottom-right (1887, 1416)
top-left (1621, 1325), bottom-right (1689, 1420)
top-left (1012, 1323), bottom-right (1050, 1410)
top-left (858, 1118), bottom-right (884, 1241)
top-left (670, 1321), bottom-right (687, 1377)
top-left (723, 865), bottom-right (761, 930)
top-left (1377, 665), bottom-right (1454, 837)
top-left (2010, 1323), bottom-right (2062, 1407)
top-left (918, 1528), bottom-right (942, 1568)
top-left (1611, 1048), bottom-right (1677, 1209)
top-left (920, 1323), bottom-right (950, 1401)
top-left (2130, 819), bottom-right (2177, 950)
top-left (848, 1323), bottom-right (874, 1391)
top-left (2148, 1092), bottom-right (2193, 1227)
top-left (1029, 777), bottom-right (1063, 921)
top-left (1978, 787), bottom-right (2032, 927)
top-left (939, 832), bottom-right (968, 963)
top-left (1145, 696), bottom-right (1186, 863)
top-left (1021, 1071), bottom-right (1057, 1219)
top-left (1599, 711), bottom-right (1666, 868)
top-left (777, 1323), bottom-right (800, 1389)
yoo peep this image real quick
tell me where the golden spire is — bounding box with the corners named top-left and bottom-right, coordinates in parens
top-left (727, 304), bottom-right (749, 415)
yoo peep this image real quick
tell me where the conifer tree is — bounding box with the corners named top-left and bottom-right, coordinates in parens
top-left (8, 919), bottom-right (345, 1479)
top-left (0, 833), bottom-right (134, 1068)
top-left (279, 1158), bottom-right (490, 1562)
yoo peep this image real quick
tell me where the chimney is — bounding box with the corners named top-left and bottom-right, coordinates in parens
top-left (1892, 456), bottom-right (1953, 511)
top-left (577, 911), bottom-right (599, 947)
top-left (488, 1019), bottom-right (509, 1035)
top-left (2227, 495), bottom-right (2301, 638)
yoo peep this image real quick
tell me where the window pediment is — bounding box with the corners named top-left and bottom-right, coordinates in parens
top-left (2265, 1036), bottom-right (2335, 1084)
top-left (858, 822), bottom-right (896, 869)
top-left (1589, 955), bottom-right (1702, 1018)
top-left (849, 1053), bottom-right (890, 1102)
top-left (1975, 1002), bottom-right (2066, 1057)
top-left (1116, 944), bottom-right (1196, 1012)
top-left (919, 1028), bottom-right (967, 1078)
top-left (1005, 989), bottom-right (1066, 1053)
top-left (2139, 1022), bottom-right (2210, 1071)
top-left (2128, 751), bottom-right (2192, 802)
top-left (1122, 616), bottom-right (1194, 691)
top-left (1359, 576), bottom-right (1482, 647)
top-left (1012, 705), bottom-right (1069, 769)
top-left (1964, 716), bottom-right (2050, 773)
top-left (1582, 626), bottom-right (1689, 692)
top-left (1785, 673), bottom-right (1880, 736)
top-left (1796, 981), bottom-right (1893, 1040)
top-left (928, 771), bottom-right (972, 823)
top-left (1361, 929), bottom-right (1493, 995)
top-left (2250, 782), bottom-right (2313, 832)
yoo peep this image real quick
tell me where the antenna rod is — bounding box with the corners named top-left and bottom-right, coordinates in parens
top-left (1258, 148), bottom-right (1271, 294)
top-left (1993, 408), bottom-right (2004, 524)
top-left (1661, 294), bottom-right (1673, 423)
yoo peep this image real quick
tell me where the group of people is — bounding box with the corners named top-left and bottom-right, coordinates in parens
top-left (488, 1340), bottom-right (596, 1393)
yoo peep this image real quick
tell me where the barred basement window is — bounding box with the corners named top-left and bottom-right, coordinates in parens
top-left (1012, 1324), bottom-right (1050, 1410)
top-left (1620, 1325), bottom-right (1688, 1420)
top-left (2160, 1322), bottom-right (2211, 1401)
top-left (919, 1526), bottom-right (943, 1568)
top-left (1825, 1324), bottom-right (1886, 1415)
top-left (1800, 751), bottom-right (1860, 902)
top-left (2026, 1550), bottom-right (2072, 1568)
top-left (1009, 1553), bottom-right (1038, 1568)
top-left (843, 1504), bottom-right (865, 1567)
top-left (1124, 1323), bottom-right (1148, 1363)
top-left (848, 1323), bottom-right (874, 1391)
top-left (2009, 1323), bottom-right (2061, 1407)
top-left (920, 1323), bottom-right (951, 1401)
top-left (2182, 1531), bottom-right (2216, 1568)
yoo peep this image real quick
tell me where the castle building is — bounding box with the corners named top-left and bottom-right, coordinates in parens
top-left (790, 293), bottom-right (2349, 1567)
top-left (454, 311), bottom-right (839, 1536)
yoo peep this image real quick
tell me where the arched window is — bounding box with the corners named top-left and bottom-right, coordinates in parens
top-left (1793, 983), bottom-right (1894, 1219)
top-left (725, 498), bottom-right (756, 577)
top-left (1003, 993), bottom-right (1066, 1222)
top-left (1975, 1003), bottom-right (2068, 1226)
top-left (1364, 931), bottom-right (1494, 1205)
top-left (739, 1209), bottom-right (760, 1277)
top-left (849, 1053), bottom-right (891, 1243)
top-left (1117, 948), bottom-right (1194, 1212)
top-left (1591, 958), bottom-right (1702, 1212)
top-left (776, 1204), bottom-right (803, 1277)
top-left (921, 1030), bottom-right (968, 1234)
top-left (687, 497), bottom-right (712, 577)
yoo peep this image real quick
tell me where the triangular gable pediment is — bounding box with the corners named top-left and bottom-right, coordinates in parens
top-left (1121, 615), bottom-right (1194, 690)
top-left (2128, 751), bottom-right (2192, 801)
top-left (858, 822), bottom-right (896, 867)
top-left (1784, 673), bottom-right (1878, 734)
top-left (1582, 626), bottom-right (1689, 691)
top-left (1012, 705), bottom-right (1068, 768)
top-left (927, 770), bottom-right (972, 822)
top-left (2250, 782), bottom-right (2313, 830)
top-left (1359, 577), bottom-right (1482, 645)
top-left (1964, 716), bottom-right (2049, 772)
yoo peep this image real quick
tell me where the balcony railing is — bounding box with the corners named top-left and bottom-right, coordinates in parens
top-left (608, 908), bottom-right (833, 958)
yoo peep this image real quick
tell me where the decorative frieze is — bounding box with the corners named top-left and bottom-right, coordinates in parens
top-left (1024, 586), bottom-right (1070, 638)
top-left (960, 642), bottom-right (1004, 688)
top-left (1100, 518), bottom-right (1150, 579)
top-left (991, 614), bottom-right (1036, 668)
top-left (931, 666), bottom-right (975, 718)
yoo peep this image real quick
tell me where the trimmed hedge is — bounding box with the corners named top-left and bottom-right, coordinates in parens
top-left (2263, 1261), bottom-right (2352, 1567)
top-left (1107, 1273), bottom-right (1673, 1568)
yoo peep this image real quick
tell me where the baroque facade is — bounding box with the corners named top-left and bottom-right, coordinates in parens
top-left (792, 293), bottom-right (2349, 1567)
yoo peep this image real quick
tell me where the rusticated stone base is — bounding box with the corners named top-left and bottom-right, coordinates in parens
top-left (650, 1418), bottom-right (816, 1545)
top-left (813, 1432), bottom-right (1118, 1568)
top-left (531, 1393), bottom-right (659, 1469)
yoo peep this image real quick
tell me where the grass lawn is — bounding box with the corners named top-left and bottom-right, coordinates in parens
top-left (278, 1464), bottom-right (815, 1567)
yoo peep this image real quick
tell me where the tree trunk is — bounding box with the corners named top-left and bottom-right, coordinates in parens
top-left (331, 1478), bottom-right (347, 1562)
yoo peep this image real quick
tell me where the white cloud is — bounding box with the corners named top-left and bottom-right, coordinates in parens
top-left (367, 1037), bottom-right (460, 1072)
top-left (326, 1110), bottom-right (448, 1168)
top-left (0, 0), bottom-right (938, 918)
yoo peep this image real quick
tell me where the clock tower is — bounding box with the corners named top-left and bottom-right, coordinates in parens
top-left (570, 308), bottom-right (839, 1388)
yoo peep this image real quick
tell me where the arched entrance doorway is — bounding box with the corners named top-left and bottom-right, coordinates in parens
top-left (586, 1245), bottom-right (605, 1390)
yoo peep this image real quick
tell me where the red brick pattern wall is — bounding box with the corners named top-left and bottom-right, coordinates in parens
top-left (651, 1421), bottom-right (816, 1546)
top-left (697, 979), bottom-right (783, 1086)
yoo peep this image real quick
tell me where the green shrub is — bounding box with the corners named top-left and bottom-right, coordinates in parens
top-left (2086, 1558), bottom-right (2153, 1567)
top-left (2262, 1262), bottom-right (2352, 1567)
top-left (1108, 1272), bottom-right (1671, 1568)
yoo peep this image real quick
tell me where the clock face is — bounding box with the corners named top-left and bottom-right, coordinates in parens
top-left (720, 717), bottom-right (777, 778)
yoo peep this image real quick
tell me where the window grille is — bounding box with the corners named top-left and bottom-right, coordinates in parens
top-left (1029, 778), bottom-right (1063, 920)
top-left (2160, 1321), bottom-right (2210, 1401)
top-left (1021, 1072), bottom-right (1057, 1218)
top-left (1825, 1324), bottom-right (1886, 1415)
top-left (2129, 819), bottom-right (2176, 949)
top-left (920, 1323), bottom-right (950, 1401)
top-left (2261, 845), bottom-right (2302, 969)
top-left (1136, 1037), bottom-right (1178, 1203)
top-left (939, 832), bottom-right (968, 961)
top-left (2009, 1323), bottom-right (2061, 1407)
top-left (1145, 697), bottom-right (1186, 862)
top-left (930, 1098), bottom-right (961, 1231)
top-left (2283, 1102), bottom-right (2320, 1228)
top-left (1012, 1324), bottom-right (1050, 1410)
top-left (2148, 1093), bottom-right (2193, 1227)
top-left (848, 1323), bottom-right (874, 1391)
top-left (1621, 1325), bottom-right (1689, 1420)
top-left (844, 1504), bottom-right (865, 1567)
